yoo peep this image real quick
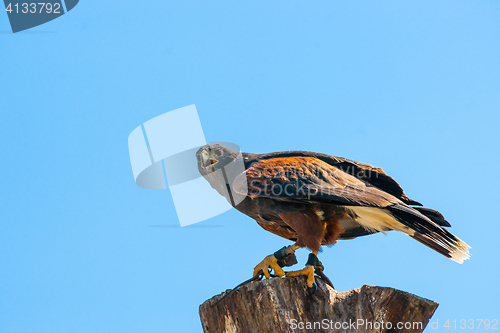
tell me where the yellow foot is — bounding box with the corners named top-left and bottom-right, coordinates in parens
top-left (253, 254), bottom-right (285, 279)
top-left (286, 265), bottom-right (316, 288)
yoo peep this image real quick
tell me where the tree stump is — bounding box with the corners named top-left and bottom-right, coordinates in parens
top-left (199, 276), bottom-right (438, 333)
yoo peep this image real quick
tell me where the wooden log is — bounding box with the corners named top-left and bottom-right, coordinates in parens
top-left (199, 276), bottom-right (438, 333)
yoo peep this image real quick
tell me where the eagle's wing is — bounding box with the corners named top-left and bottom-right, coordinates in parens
top-left (247, 151), bottom-right (422, 206)
top-left (234, 156), bottom-right (401, 208)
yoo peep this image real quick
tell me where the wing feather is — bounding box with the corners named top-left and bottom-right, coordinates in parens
top-left (243, 151), bottom-right (422, 206)
top-left (233, 156), bottom-right (400, 208)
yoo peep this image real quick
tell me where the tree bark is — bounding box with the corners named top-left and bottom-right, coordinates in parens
top-left (199, 276), bottom-right (438, 333)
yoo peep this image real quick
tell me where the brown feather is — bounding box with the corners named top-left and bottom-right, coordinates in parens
top-left (323, 215), bottom-right (345, 245)
top-left (279, 210), bottom-right (325, 253)
top-left (256, 221), bottom-right (297, 241)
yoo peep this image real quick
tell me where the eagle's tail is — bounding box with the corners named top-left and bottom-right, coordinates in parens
top-left (387, 205), bottom-right (471, 264)
top-left (410, 231), bottom-right (470, 263)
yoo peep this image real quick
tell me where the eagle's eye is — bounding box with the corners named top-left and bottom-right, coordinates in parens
top-left (214, 149), bottom-right (223, 157)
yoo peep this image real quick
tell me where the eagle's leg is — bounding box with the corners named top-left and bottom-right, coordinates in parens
top-left (253, 244), bottom-right (300, 279)
top-left (285, 252), bottom-right (322, 289)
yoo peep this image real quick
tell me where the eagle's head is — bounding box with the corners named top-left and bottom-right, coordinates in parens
top-left (196, 144), bottom-right (240, 176)
top-left (196, 144), bottom-right (244, 201)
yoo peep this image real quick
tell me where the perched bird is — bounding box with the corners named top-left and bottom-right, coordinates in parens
top-left (196, 144), bottom-right (470, 290)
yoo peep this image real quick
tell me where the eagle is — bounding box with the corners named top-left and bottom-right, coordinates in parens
top-left (196, 144), bottom-right (470, 290)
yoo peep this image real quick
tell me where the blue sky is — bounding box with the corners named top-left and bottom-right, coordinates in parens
top-left (1, 1), bottom-right (499, 332)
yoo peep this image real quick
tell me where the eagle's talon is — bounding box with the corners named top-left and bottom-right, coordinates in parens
top-left (286, 265), bottom-right (316, 288)
top-left (253, 254), bottom-right (285, 279)
top-left (307, 282), bottom-right (318, 296)
top-left (287, 265), bottom-right (318, 295)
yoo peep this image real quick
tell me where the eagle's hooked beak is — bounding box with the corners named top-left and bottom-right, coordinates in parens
top-left (200, 149), bottom-right (219, 170)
